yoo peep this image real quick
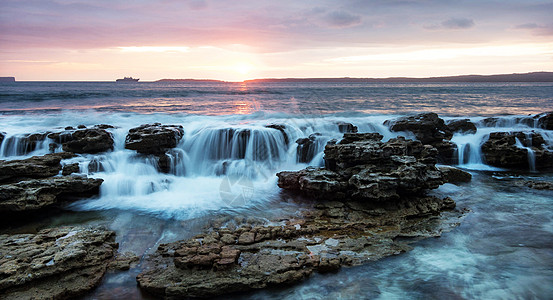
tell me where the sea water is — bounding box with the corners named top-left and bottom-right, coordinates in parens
top-left (0, 81), bottom-right (552, 299)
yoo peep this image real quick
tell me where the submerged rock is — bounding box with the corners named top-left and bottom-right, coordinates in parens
top-left (0, 227), bottom-right (117, 300)
top-left (0, 176), bottom-right (103, 212)
top-left (514, 180), bottom-right (553, 190)
top-left (0, 152), bottom-right (74, 183)
top-left (125, 123), bottom-right (184, 154)
top-left (447, 119), bottom-right (477, 134)
top-left (281, 133), bottom-right (444, 201)
top-left (481, 132), bottom-right (553, 169)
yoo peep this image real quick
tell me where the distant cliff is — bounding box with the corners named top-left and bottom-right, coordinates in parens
top-left (244, 72), bottom-right (553, 83)
top-left (0, 77), bottom-right (15, 82)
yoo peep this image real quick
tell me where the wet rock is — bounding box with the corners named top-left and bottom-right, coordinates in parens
top-left (0, 176), bottom-right (103, 212)
top-left (514, 180), bottom-right (553, 190)
top-left (438, 166), bottom-right (472, 183)
top-left (108, 252), bottom-right (140, 271)
top-left (125, 123), bottom-right (184, 155)
top-left (385, 113), bottom-right (452, 145)
top-left (0, 132), bottom-right (5, 145)
top-left (137, 195), bottom-right (459, 298)
top-left (62, 128), bottom-right (114, 154)
top-left (77, 125), bottom-right (87, 129)
top-left (447, 119), bottom-right (477, 134)
top-left (62, 163), bottom-right (80, 176)
top-left (95, 124), bottom-right (115, 129)
top-left (296, 133), bottom-right (322, 163)
top-left (0, 227), bottom-right (117, 300)
top-left (0, 152), bottom-right (74, 183)
top-left (281, 133), bottom-right (444, 201)
top-left (535, 112), bottom-right (553, 130)
top-left (265, 124), bottom-right (289, 144)
top-left (433, 140), bottom-right (458, 164)
top-left (337, 122), bottom-right (358, 133)
top-left (481, 132), bottom-right (553, 169)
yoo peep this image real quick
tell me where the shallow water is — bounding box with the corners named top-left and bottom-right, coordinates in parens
top-left (0, 81), bottom-right (552, 299)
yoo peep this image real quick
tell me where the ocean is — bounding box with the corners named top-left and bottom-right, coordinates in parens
top-left (1, 81), bottom-right (552, 299)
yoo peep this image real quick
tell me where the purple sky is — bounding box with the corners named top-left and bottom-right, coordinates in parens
top-left (1, 0), bottom-right (552, 81)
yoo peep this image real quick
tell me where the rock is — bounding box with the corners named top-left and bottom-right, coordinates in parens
top-left (62, 128), bottom-right (114, 154)
top-left (265, 124), bottom-right (289, 144)
top-left (385, 113), bottom-right (452, 145)
top-left (280, 133), bottom-right (444, 201)
top-left (0, 176), bottom-right (103, 212)
top-left (95, 124), bottom-right (115, 129)
top-left (296, 133), bottom-right (323, 164)
top-left (0, 132), bottom-right (5, 145)
top-left (125, 123), bottom-right (184, 154)
top-left (535, 112), bottom-right (553, 130)
top-left (108, 252), bottom-right (140, 271)
top-left (438, 166), bottom-right (472, 183)
top-left (337, 122), bottom-right (358, 133)
top-left (62, 163), bottom-right (80, 176)
top-left (77, 125), bottom-right (87, 129)
top-left (137, 194), bottom-right (459, 298)
top-left (433, 140), bottom-right (458, 164)
top-left (514, 180), bottom-right (553, 190)
top-left (0, 153), bottom-right (74, 183)
top-left (0, 227), bottom-right (117, 300)
top-left (447, 119), bottom-right (477, 134)
top-left (481, 132), bottom-right (553, 169)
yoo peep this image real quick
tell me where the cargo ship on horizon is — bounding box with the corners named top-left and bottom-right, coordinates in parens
top-left (116, 76), bottom-right (139, 82)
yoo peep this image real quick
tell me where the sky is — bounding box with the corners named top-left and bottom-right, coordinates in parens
top-left (0, 0), bottom-right (552, 81)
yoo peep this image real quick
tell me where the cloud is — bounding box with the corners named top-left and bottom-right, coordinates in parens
top-left (322, 10), bottom-right (362, 28)
top-left (515, 23), bottom-right (553, 36)
top-left (425, 18), bottom-right (475, 30)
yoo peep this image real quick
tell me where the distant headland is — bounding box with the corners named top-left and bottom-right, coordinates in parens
top-left (155, 72), bottom-right (553, 83)
top-left (0, 77), bottom-right (15, 82)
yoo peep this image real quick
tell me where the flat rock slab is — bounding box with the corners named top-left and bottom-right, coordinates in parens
top-left (0, 175), bottom-right (103, 212)
top-left (0, 152), bottom-right (74, 183)
top-left (137, 196), bottom-right (460, 299)
top-left (0, 226), bottom-right (117, 300)
top-left (125, 123), bottom-right (184, 154)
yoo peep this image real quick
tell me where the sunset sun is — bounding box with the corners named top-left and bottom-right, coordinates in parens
top-left (234, 63), bottom-right (254, 75)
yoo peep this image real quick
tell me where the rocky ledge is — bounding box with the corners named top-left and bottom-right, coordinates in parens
top-left (137, 133), bottom-right (462, 298)
top-left (0, 226), bottom-right (118, 300)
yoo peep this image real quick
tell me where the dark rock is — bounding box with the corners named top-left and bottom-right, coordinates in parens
top-left (0, 176), bottom-right (103, 212)
top-left (385, 113), bottom-right (452, 145)
top-left (77, 125), bottom-right (87, 129)
top-left (0, 153), bottom-right (74, 183)
top-left (296, 133), bottom-right (322, 163)
top-left (125, 123), bottom-right (184, 155)
top-left (481, 132), bottom-right (553, 169)
top-left (337, 122), bottom-right (358, 133)
top-left (280, 133), bottom-right (444, 201)
top-left (0, 227), bottom-right (117, 300)
top-left (65, 126), bottom-right (75, 130)
top-left (0, 132), bottom-right (5, 145)
top-left (438, 166), bottom-right (472, 183)
top-left (433, 141), bottom-right (458, 164)
top-left (535, 112), bottom-right (553, 130)
top-left (447, 119), bottom-right (477, 134)
top-left (95, 124), bottom-right (115, 129)
top-left (62, 163), bottom-right (80, 176)
top-left (265, 124), bottom-right (289, 144)
top-left (62, 128), bottom-right (114, 154)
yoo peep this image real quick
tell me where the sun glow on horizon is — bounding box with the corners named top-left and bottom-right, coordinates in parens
top-left (234, 63), bottom-right (254, 75)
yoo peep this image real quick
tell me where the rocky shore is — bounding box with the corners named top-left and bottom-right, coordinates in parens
top-left (0, 111), bottom-right (551, 298)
